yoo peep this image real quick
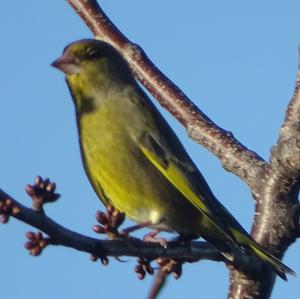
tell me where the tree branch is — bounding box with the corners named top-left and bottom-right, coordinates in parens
top-left (1, 185), bottom-right (277, 285)
top-left (67, 0), bottom-right (266, 191)
top-left (0, 188), bottom-right (221, 261)
top-left (228, 52), bottom-right (300, 299)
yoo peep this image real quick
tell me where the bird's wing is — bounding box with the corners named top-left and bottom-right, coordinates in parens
top-left (132, 86), bottom-right (248, 244)
top-left (139, 131), bottom-right (238, 244)
top-left (140, 134), bottom-right (211, 214)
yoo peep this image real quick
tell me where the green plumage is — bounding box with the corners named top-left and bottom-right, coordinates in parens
top-left (52, 39), bottom-right (294, 280)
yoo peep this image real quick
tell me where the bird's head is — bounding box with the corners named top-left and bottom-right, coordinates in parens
top-left (52, 39), bottom-right (135, 111)
top-left (52, 39), bottom-right (132, 81)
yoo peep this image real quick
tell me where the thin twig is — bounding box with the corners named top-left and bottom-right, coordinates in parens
top-left (147, 269), bottom-right (168, 299)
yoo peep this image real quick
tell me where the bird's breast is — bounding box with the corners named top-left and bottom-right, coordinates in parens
top-left (76, 97), bottom-right (202, 234)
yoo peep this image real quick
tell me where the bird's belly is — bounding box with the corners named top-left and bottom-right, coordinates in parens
top-left (79, 110), bottom-right (201, 234)
top-left (86, 142), bottom-right (171, 225)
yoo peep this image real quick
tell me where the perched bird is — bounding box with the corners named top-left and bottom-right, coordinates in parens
top-left (52, 39), bottom-right (294, 280)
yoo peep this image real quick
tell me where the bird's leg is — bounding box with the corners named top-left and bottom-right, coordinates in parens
top-left (123, 223), bottom-right (168, 247)
top-left (143, 230), bottom-right (168, 248)
top-left (121, 221), bottom-right (153, 235)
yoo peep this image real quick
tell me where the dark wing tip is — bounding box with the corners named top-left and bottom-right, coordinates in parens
top-left (276, 263), bottom-right (296, 281)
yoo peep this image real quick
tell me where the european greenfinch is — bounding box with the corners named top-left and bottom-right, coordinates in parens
top-left (52, 39), bottom-right (294, 280)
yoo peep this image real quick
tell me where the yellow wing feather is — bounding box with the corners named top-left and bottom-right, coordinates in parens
top-left (140, 145), bottom-right (211, 214)
top-left (140, 144), bottom-right (236, 245)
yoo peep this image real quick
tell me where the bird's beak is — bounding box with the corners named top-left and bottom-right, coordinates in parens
top-left (51, 51), bottom-right (81, 75)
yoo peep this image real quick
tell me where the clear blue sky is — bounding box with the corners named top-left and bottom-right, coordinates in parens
top-left (1, 1), bottom-right (300, 298)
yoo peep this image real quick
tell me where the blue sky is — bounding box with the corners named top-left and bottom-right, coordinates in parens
top-left (1, 1), bottom-right (300, 298)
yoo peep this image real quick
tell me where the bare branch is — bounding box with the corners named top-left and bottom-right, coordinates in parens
top-left (227, 52), bottom-right (300, 299)
top-left (67, 0), bottom-right (266, 190)
top-left (0, 188), bottom-right (221, 261)
top-left (274, 54), bottom-right (300, 178)
top-left (0, 185), bottom-right (277, 284)
top-left (284, 53), bottom-right (300, 129)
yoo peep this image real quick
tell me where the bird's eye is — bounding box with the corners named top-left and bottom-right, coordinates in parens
top-left (86, 49), bottom-right (99, 59)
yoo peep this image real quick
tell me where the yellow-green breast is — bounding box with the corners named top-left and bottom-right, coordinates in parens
top-left (69, 78), bottom-right (201, 233)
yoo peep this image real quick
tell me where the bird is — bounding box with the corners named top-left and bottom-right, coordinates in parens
top-left (52, 39), bottom-right (294, 280)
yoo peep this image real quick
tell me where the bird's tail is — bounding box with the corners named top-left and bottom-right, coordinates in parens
top-left (232, 230), bottom-right (295, 280)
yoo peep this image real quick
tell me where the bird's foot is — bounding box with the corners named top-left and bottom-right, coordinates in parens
top-left (143, 230), bottom-right (168, 248)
